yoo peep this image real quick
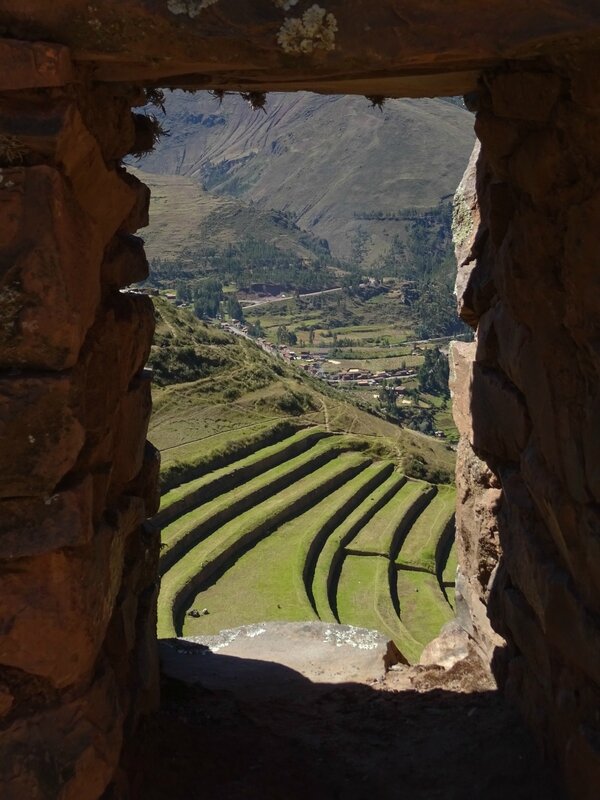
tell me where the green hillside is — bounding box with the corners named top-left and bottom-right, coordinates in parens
top-left (148, 298), bottom-right (456, 489)
top-left (148, 300), bottom-right (458, 661)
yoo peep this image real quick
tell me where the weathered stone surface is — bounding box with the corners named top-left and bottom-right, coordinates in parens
top-left (0, 666), bottom-right (122, 800)
top-left (0, 39), bottom-right (72, 90)
top-left (1, 10), bottom-right (600, 800)
top-left (109, 371), bottom-right (153, 497)
top-left (0, 478), bottom-right (93, 559)
top-left (0, 519), bottom-right (127, 687)
top-left (0, 373), bottom-right (84, 497)
top-left (452, 143), bottom-right (497, 327)
top-left (101, 234), bottom-right (149, 289)
top-left (126, 441), bottom-right (162, 518)
top-left (0, 81), bottom-right (158, 800)
top-left (1, 3), bottom-right (600, 94)
top-left (452, 53), bottom-right (600, 796)
top-left (451, 338), bottom-right (531, 465)
top-left (0, 166), bottom-right (99, 370)
top-left (489, 72), bottom-right (562, 122)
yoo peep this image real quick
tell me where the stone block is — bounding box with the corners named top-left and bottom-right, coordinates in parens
top-left (0, 40), bottom-right (73, 91)
top-left (490, 71), bottom-right (562, 122)
top-left (453, 140), bottom-right (481, 269)
top-left (509, 128), bottom-right (575, 205)
top-left (101, 233), bottom-right (149, 288)
top-left (75, 293), bottom-right (154, 475)
top-left (499, 472), bottom-right (600, 687)
top-left (118, 170), bottom-right (150, 234)
top-left (501, 587), bottom-right (552, 692)
top-left (109, 372), bottom-right (153, 497)
top-left (471, 362), bottom-right (531, 463)
top-left (0, 521), bottom-right (125, 688)
top-left (474, 111), bottom-right (520, 180)
top-left (449, 340), bottom-right (476, 438)
top-left (0, 373), bottom-right (84, 498)
top-left (0, 478), bottom-right (93, 560)
top-left (0, 166), bottom-right (100, 370)
top-left (451, 342), bottom-right (531, 463)
top-left (54, 108), bottom-right (138, 244)
top-left (453, 141), bottom-right (498, 326)
top-left (521, 442), bottom-right (600, 611)
top-left (0, 666), bottom-right (122, 800)
top-left (125, 440), bottom-right (161, 517)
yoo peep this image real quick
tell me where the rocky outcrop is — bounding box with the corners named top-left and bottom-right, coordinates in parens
top-left (451, 53), bottom-right (600, 799)
top-left (0, 47), bottom-right (159, 799)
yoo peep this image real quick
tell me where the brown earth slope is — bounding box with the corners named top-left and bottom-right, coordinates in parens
top-left (137, 91), bottom-right (475, 262)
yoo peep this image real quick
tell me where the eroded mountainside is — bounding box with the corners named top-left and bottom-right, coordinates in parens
top-left (138, 91), bottom-right (475, 263)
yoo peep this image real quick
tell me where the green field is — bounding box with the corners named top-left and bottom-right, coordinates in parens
top-left (155, 425), bottom-right (457, 661)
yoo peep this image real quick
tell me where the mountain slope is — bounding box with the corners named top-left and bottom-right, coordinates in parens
top-left (130, 168), bottom-right (330, 264)
top-left (138, 91), bottom-right (475, 262)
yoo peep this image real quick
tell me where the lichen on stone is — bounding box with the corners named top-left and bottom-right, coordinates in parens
top-left (277, 4), bottom-right (338, 55)
top-left (167, 0), bottom-right (219, 19)
top-left (0, 135), bottom-right (28, 167)
top-left (273, 0), bottom-right (300, 9)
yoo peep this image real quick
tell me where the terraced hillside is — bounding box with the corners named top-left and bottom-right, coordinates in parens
top-left (154, 425), bottom-right (457, 662)
top-left (149, 297), bottom-right (457, 490)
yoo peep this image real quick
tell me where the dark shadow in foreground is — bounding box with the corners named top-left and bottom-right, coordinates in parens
top-left (127, 640), bottom-right (564, 800)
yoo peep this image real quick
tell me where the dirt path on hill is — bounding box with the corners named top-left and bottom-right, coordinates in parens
top-left (321, 398), bottom-right (331, 432)
top-left (131, 634), bottom-right (564, 800)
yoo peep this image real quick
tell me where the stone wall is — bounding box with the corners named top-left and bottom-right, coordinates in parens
top-left (451, 52), bottom-right (600, 798)
top-left (1, 24), bottom-right (600, 800)
top-left (0, 45), bottom-right (160, 799)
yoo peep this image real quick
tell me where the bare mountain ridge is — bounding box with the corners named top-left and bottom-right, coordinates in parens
top-left (139, 91), bottom-right (475, 263)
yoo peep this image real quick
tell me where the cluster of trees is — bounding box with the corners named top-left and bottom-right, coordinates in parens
top-left (375, 348), bottom-right (450, 436)
top-left (412, 283), bottom-right (467, 339)
top-left (373, 201), bottom-right (454, 285)
top-left (226, 295), bottom-right (244, 322)
top-left (276, 325), bottom-right (298, 346)
top-left (150, 235), bottom-right (338, 294)
top-left (418, 347), bottom-right (450, 398)
top-left (192, 278), bottom-right (224, 319)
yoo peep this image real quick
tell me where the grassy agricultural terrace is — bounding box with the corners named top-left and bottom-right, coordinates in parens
top-left (153, 424), bottom-right (457, 663)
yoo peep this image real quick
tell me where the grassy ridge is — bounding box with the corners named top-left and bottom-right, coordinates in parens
top-left (159, 434), bottom-right (361, 574)
top-left (312, 470), bottom-right (407, 622)
top-left (159, 419), bottom-right (301, 492)
top-left (154, 423), bottom-right (458, 659)
top-left (156, 427), bottom-right (328, 527)
top-left (300, 461), bottom-right (394, 614)
top-left (336, 555), bottom-right (423, 662)
top-left (396, 485), bottom-right (456, 572)
top-left (347, 479), bottom-right (431, 556)
top-left (396, 570), bottom-right (454, 649)
top-left (441, 543), bottom-right (458, 608)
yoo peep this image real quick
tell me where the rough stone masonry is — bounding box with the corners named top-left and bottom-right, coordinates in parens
top-left (0, 2), bottom-right (599, 798)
